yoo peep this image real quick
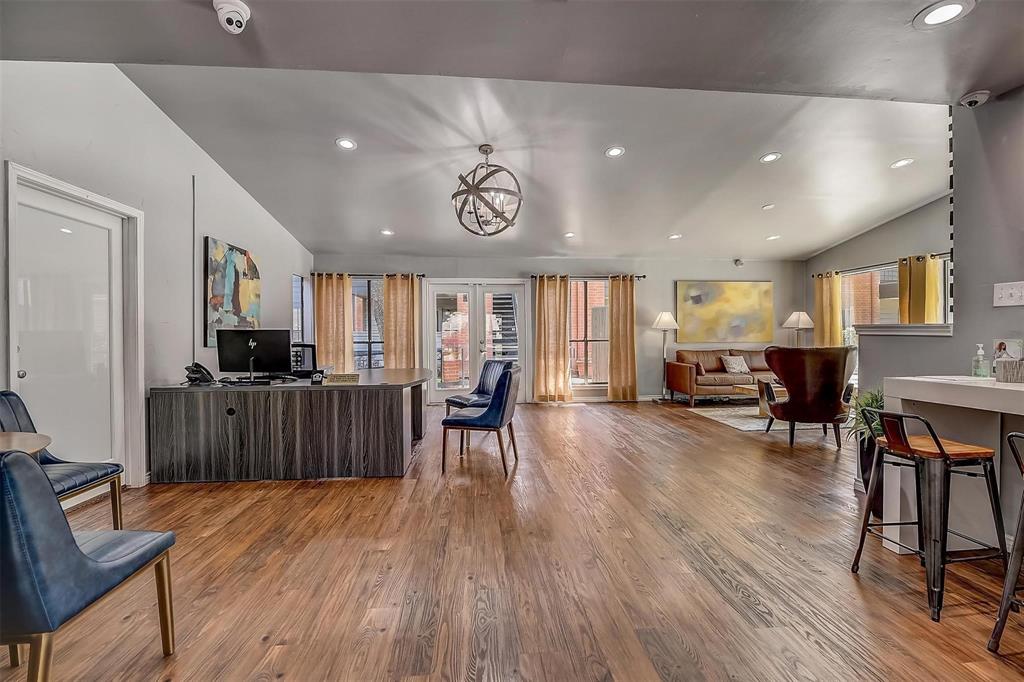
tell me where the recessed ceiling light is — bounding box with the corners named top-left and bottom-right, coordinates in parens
top-left (889, 157), bottom-right (915, 169)
top-left (380, 229), bottom-right (394, 236)
top-left (759, 152), bottom-right (782, 164)
top-left (564, 232), bottom-right (576, 238)
top-left (59, 228), bottom-right (73, 234)
top-left (668, 233), bottom-right (682, 240)
top-left (761, 203), bottom-right (776, 211)
top-left (335, 137), bottom-right (357, 150)
top-left (913, 0), bottom-right (975, 29)
top-left (604, 146), bottom-right (625, 158)
top-left (766, 234), bottom-right (782, 241)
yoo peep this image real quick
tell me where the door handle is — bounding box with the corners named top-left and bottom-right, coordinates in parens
top-left (16, 370), bottom-right (27, 379)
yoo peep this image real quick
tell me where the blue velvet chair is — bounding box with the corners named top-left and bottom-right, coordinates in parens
top-left (1, 450), bottom-right (176, 681)
top-left (444, 359), bottom-right (514, 415)
top-left (442, 366), bottom-right (521, 477)
top-left (0, 391), bottom-right (124, 529)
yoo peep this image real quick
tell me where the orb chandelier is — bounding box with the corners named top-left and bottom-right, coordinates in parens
top-left (451, 144), bottom-right (523, 237)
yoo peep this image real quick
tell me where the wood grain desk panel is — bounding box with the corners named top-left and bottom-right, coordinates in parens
top-left (149, 370), bottom-right (427, 482)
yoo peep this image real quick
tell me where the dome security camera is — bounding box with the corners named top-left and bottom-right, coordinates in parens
top-left (959, 90), bottom-right (991, 108)
top-left (733, 258), bottom-right (745, 268)
top-left (214, 0), bottom-right (251, 35)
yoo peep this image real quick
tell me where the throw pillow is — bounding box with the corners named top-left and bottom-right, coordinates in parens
top-left (694, 362), bottom-right (706, 376)
top-left (721, 355), bottom-right (750, 374)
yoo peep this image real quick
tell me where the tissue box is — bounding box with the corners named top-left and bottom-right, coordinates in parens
top-left (995, 360), bottom-right (1024, 383)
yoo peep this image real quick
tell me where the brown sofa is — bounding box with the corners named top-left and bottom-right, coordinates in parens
top-left (666, 349), bottom-right (777, 407)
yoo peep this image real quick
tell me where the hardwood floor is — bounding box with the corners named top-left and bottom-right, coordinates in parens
top-left (5, 402), bottom-right (1024, 680)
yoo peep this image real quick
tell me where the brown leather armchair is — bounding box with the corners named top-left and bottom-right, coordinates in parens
top-left (763, 345), bottom-right (855, 448)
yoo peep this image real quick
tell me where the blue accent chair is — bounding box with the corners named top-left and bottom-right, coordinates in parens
top-left (442, 366), bottom-right (521, 477)
top-left (0, 391), bottom-right (124, 529)
top-left (1, 451), bottom-right (176, 681)
top-left (444, 359), bottom-right (514, 415)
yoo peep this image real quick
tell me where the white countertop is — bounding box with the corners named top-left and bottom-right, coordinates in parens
top-left (884, 375), bottom-right (1024, 416)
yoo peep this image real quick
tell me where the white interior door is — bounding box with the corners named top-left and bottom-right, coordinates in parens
top-left (9, 184), bottom-right (125, 467)
top-left (426, 281), bottom-right (528, 404)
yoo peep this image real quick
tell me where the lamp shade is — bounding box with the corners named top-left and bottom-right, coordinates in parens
top-left (782, 311), bottom-right (815, 329)
top-left (652, 311), bottom-right (679, 330)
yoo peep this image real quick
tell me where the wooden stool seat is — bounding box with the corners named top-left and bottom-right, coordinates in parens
top-left (877, 435), bottom-right (994, 459)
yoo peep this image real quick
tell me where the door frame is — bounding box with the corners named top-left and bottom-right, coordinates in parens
top-left (5, 162), bottom-right (147, 487)
top-left (422, 277), bottom-right (532, 404)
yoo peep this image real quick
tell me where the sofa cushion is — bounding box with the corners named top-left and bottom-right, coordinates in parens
top-left (721, 355), bottom-right (750, 374)
top-left (730, 349), bottom-right (770, 371)
top-left (676, 350), bottom-right (730, 375)
top-left (695, 373), bottom-right (754, 386)
top-left (750, 371), bottom-right (778, 383)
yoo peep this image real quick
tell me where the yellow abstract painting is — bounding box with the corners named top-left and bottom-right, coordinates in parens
top-left (675, 281), bottom-right (774, 343)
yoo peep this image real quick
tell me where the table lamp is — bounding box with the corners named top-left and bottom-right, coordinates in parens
top-left (652, 312), bottom-right (679, 399)
top-left (782, 311), bottom-right (814, 346)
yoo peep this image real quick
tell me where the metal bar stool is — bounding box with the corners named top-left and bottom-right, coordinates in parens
top-left (852, 408), bottom-right (1008, 622)
top-left (989, 432), bottom-right (1024, 653)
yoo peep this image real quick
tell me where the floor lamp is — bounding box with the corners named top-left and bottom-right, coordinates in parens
top-left (783, 311), bottom-right (814, 347)
top-left (652, 312), bottom-right (679, 400)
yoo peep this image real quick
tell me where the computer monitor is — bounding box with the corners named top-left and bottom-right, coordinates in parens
top-left (216, 329), bottom-right (292, 375)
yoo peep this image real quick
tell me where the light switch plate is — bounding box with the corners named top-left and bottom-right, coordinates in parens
top-left (993, 281), bottom-right (1024, 307)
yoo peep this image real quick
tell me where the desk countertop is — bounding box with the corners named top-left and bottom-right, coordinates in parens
top-left (152, 368), bottom-right (432, 392)
top-left (884, 375), bottom-right (1024, 417)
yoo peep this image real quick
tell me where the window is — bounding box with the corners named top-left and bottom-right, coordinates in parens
top-left (290, 274), bottom-right (305, 342)
top-left (569, 279), bottom-right (609, 385)
top-left (840, 255), bottom-right (951, 384)
top-left (352, 278), bottom-right (385, 369)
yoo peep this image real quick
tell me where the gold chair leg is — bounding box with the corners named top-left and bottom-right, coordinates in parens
top-left (27, 634), bottom-right (53, 682)
top-left (8, 644), bottom-right (21, 667)
top-left (466, 432), bottom-right (471, 453)
top-left (507, 422), bottom-right (519, 461)
top-left (496, 429), bottom-right (509, 477)
top-left (110, 475), bottom-right (123, 530)
top-left (154, 553), bottom-right (176, 656)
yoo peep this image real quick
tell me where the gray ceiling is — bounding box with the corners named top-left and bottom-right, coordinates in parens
top-left (119, 65), bottom-right (950, 259)
top-left (4, 1), bottom-right (1024, 105)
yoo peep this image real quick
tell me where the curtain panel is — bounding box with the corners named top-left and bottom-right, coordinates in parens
top-left (898, 254), bottom-right (941, 324)
top-left (383, 274), bottom-right (421, 369)
top-left (813, 272), bottom-right (843, 346)
top-left (312, 273), bottom-right (353, 373)
top-left (533, 274), bottom-right (573, 402)
top-left (607, 275), bottom-right (638, 401)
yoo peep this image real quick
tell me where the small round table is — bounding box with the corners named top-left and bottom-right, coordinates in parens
top-left (0, 432), bottom-right (52, 459)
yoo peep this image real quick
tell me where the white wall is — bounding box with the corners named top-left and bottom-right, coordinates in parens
top-left (315, 253), bottom-right (805, 397)
top-left (1, 61), bottom-right (313, 387)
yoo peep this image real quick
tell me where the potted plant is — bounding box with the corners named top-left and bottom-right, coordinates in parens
top-left (849, 388), bottom-right (885, 516)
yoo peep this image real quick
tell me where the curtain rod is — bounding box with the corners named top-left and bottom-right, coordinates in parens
top-left (311, 272), bottom-right (426, 278)
top-left (530, 274), bottom-right (647, 279)
top-left (813, 251), bottom-right (951, 278)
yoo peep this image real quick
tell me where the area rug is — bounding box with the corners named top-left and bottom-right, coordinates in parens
top-left (686, 406), bottom-right (853, 433)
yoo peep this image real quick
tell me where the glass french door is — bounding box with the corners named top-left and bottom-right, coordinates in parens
top-left (427, 282), bottom-right (527, 404)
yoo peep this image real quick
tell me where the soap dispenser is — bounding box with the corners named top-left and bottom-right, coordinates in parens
top-left (972, 343), bottom-right (991, 378)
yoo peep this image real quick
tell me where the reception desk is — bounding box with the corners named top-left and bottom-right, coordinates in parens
top-left (883, 376), bottom-right (1024, 553)
top-left (149, 369), bottom-right (430, 482)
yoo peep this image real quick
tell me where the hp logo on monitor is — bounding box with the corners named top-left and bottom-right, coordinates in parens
top-left (248, 338), bottom-right (257, 350)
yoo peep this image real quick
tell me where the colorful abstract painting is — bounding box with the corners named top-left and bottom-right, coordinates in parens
top-left (205, 236), bottom-right (261, 346)
top-left (675, 281), bottom-right (774, 343)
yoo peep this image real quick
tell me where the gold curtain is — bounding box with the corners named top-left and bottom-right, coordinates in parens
top-left (813, 272), bottom-right (843, 346)
top-left (312, 273), bottom-right (353, 373)
top-left (383, 274), bottom-right (421, 368)
top-left (899, 254), bottom-right (941, 324)
top-left (607, 275), bottom-right (637, 401)
top-left (533, 274), bottom-right (573, 402)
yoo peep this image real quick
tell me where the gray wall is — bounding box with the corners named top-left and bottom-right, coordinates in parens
top-left (858, 86), bottom-right (1024, 392)
top-left (314, 253), bottom-right (805, 397)
top-left (0, 61), bottom-right (314, 388)
top-left (804, 195), bottom-right (951, 304)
